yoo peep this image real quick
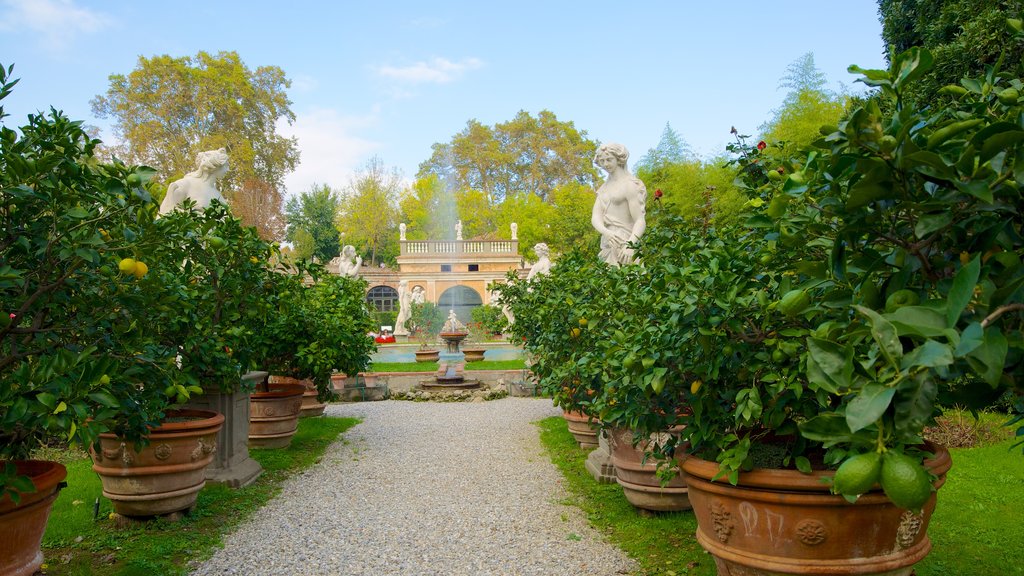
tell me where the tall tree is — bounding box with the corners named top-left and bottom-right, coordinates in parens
top-left (759, 53), bottom-right (849, 153)
top-left (91, 51), bottom-right (299, 221)
top-left (337, 157), bottom-right (402, 266)
top-left (231, 178), bottom-right (286, 241)
top-left (878, 0), bottom-right (1024, 106)
top-left (418, 110), bottom-right (599, 202)
top-left (399, 175), bottom-right (459, 241)
top-left (285, 184), bottom-right (342, 262)
top-left (636, 123), bottom-right (691, 171)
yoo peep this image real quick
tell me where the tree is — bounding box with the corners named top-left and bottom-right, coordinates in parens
top-left (337, 157), bottom-right (402, 266)
top-left (418, 110), bottom-right (599, 202)
top-left (231, 178), bottom-right (286, 241)
top-left (90, 51), bottom-right (299, 220)
top-left (399, 175), bottom-right (459, 241)
top-left (878, 0), bottom-right (1024, 106)
top-left (635, 122), bottom-right (692, 175)
top-left (758, 52), bottom-right (850, 154)
top-left (284, 184), bottom-right (342, 262)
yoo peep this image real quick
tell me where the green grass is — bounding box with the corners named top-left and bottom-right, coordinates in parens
top-left (39, 416), bottom-right (359, 576)
top-left (538, 414), bottom-right (1024, 576)
top-left (369, 359), bottom-right (526, 372)
top-left (536, 417), bottom-right (715, 576)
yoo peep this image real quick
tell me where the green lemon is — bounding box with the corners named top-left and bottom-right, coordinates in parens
top-left (880, 452), bottom-right (933, 511)
top-left (771, 348), bottom-right (787, 363)
top-left (767, 169), bottom-right (783, 182)
top-left (126, 173), bottom-right (141, 186)
top-left (99, 374), bottom-right (111, 386)
top-left (879, 135), bottom-right (898, 153)
top-left (998, 87), bottom-right (1020, 106)
top-left (778, 289), bottom-right (811, 318)
top-left (884, 289), bottom-right (920, 313)
top-left (833, 452), bottom-right (882, 497)
top-left (208, 236), bottom-right (227, 249)
top-left (765, 195), bottom-right (789, 218)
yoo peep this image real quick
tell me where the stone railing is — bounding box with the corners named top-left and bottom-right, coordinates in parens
top-left (400, 240), bottom-right (518, 256)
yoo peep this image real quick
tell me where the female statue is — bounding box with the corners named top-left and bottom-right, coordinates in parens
top-left (159, 148), bottom-right (230, 214)
top-left (591, 143), bottom-right (646, 266)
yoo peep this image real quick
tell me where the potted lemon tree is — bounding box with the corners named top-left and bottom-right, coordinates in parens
top-left (617, 48), bottom-right (1021, 575)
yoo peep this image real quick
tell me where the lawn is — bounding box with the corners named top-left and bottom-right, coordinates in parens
top-left (38, 415), bottom-right (360, 576)
top-left (537, 413), bottom-right (1024, 576)
top-left (369, 359), bottom-right (526, 372)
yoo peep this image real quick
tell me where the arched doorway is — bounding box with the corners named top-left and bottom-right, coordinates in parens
top-left (437, 285), bottom-right (482, 323)
top-left (366, 285), bottom-right (399, 312)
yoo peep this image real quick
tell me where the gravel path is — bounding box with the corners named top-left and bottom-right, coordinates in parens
top-left (191, 398), bottom-right (636, 576)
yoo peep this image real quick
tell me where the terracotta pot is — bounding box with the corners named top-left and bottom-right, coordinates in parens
top-left (91, 409), bottom-right (224, 517)
top-left (270, 375), bottom-right (327, 418)
top-left (682, 443), bottom-right (952, 575)
top-left (0, 460), bottom-right (67, 576)
top-left (608, 427), bottom-right (691, 512)
top-left (462, 348), bottom-right (486, 362)
top-left (562, 410), bottom-right (599, 449)
top-left (415, 349), bottom-right (440, 363)
top-left (248, 383), bottom-right (305, 448)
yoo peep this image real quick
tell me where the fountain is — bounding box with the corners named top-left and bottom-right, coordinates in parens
top-left (420, 309), bottom-right (482, 391)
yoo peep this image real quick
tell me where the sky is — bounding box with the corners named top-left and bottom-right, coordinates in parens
top-left (0, 0), bottom-right (888, 198)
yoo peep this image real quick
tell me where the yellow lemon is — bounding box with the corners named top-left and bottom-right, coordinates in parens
top-left (690, 380), bottom-right (702, 394)
top-left (118, 258), bottom-right (137, 276)
top-left (133, 261), bottom-right (148, 279)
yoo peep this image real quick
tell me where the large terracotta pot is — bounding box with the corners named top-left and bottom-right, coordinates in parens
top-left (608, 427), bottom-right (691, 512)
top-left (682, 443), bottom-right (952, 576)
top-left (0, 460), bottom-right (67, 576)
top-left (269, 375), bottom-right (326, 418)
top-left (91, 409), bottom-right (224, 517)
top-left (248, 383), bottom-right (305, 448)
top-left (562, 410), bottom-right (599, 449)
top-left (462, 348), bottom-right (486, 362)
top-left (415, 349), bottom-right (440, 363)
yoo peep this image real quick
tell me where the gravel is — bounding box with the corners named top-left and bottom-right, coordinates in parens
top-left (190, 398), bottom-right (637, 576)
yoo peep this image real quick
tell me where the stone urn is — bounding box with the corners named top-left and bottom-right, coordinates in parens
top-left (462, 347), bottom-right (486, 362)
top-left (248, 383), bottom-right (305, 448)
top-left (608, 427), bottom-right (691, 512)
top-left (415, 349), bottom-right (440, 363)
top-left (682, 442), bottom-right (952, 575)
top-left (91, 408), bottom-right (224, 517)
top-left (562, 410), bottom-right (599, 449)
top-left (0, 460), bottom-right (67, 576)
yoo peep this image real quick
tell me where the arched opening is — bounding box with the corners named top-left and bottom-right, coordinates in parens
top-left (437, 285), bottom-right (483, 323)
top-left (366, 285), bottom-right (399, 312)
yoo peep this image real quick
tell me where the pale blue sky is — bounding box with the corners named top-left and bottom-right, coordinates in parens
top-left (0, 1), bottom-right (887, 196)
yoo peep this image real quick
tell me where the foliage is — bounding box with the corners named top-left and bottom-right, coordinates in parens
top-left (0, 65), bottom-right (177, 465)
top-left (636, 157), bottom-right (747, 228)
top-left (146, 202), bottom-right (277, 394)
top-left (418, 110), bottom-right (599, 203)
top-left (499, 250), bottom-right (619, 415)
top-left (284, 183), bottom-right (342, 262)
top-left (471, 304), bottom-right (508, 335)
top-left (257, 262), bottom-right (376, 398)
top-left (634, 122), bottom-right (693, 175)
top-left (878, 0), bottom-right (1024, 107)
top-left (40, 416), bottom-right (359, 576)
top-left (337, 156), bottom-right (402, 266)
top-left (408, 301), bottom-right (444, 348)
top-left (90, 50), bottom-right (298, 229)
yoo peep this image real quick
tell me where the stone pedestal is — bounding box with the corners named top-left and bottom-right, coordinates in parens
top-left (585, 430), bottom-right (617, 484)
top-left (183, 371), bottom-right (265, 488)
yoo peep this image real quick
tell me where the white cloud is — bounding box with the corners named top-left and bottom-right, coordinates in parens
top-left (374, 57), bottom-right (483, 84)
top-left (0, 0), bottom-right (111, 51)
top-left (278, 107), bottom-right (381, 196)
top-left (291, 74), bottom-right (319, 93)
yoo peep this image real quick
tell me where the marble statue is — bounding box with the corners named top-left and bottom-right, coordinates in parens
top-left (400, 223), bottom-right (407, 241)
top-left (591, 143), bottom-right (646, 266)
top-left (394, 280), bottom-right (412, 336)
top-left (441, 309), bottom-right (465, 333)
top-left (159, 148), bottom-right (230, 214)
top-left (526, 243), bottom-right (552, 280)
top-left (337, 245), bottom-right (362, 278)
top-left (455, 220), bottom-right (463, 240)
top-left (510, 222), bottom-right (518, 240)
top-left (411, 285), bottom-right (425, 304)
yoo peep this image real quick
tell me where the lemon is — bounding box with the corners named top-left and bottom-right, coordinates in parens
top-left (118, 258), bottom-right (137, 276)
top-left (832, 452), bottom-right (882, 497)
top-left (998, 87), bottom-right (1020, 105)
top-left (690, 380), bottom-right (702, 394)
top-left (570, 328), bottom-right (581, 338)
top-left (765, 195), bottom-right (789, 218)
top-left (884, 289), bottom-right (919, 313)
top-left (133, 261), bottom-right (149, 279)
top-left (578, 318), bottom-right (588, 327)
top-left (777, 289), bottom-right (811, 317)
top-left (208, 236), bottom-right (227, 249)
top-left (880, 452), bottom-right (933, 510)
top-left (99, 374), bottom-right (110, 385)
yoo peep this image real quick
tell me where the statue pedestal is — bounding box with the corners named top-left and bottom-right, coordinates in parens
top-left (585, 430), bottom-right (617, 484)
top-left (184, 371), bottom-right (265, 488)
